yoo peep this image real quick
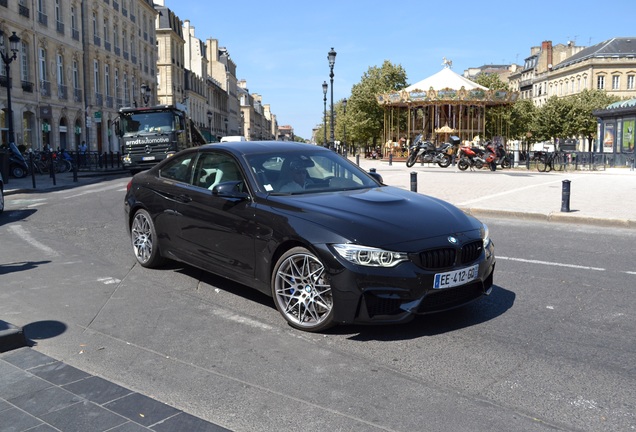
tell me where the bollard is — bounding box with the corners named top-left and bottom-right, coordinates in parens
top-left (356, 154), bottom-right (360, 166)
top-left (389, 152), bottom-right (393, 166)
top-left (561, 179), bottom-right (571, 212)
top-left (410, 171), bottom-right (417, 192)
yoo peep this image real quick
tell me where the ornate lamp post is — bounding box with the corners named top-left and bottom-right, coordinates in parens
top-left (342, 98), bottom-right (347, 155)
top-left (327, 47), bottom-right (337, 148)
top-left (207, 111), bottom-right (212, 142)
top-left (322, 81), bottom-right (328, 147)
top-left (0, 30), bottom-right (21, 146)
top-left (140, 83), bottom-right (151, 106)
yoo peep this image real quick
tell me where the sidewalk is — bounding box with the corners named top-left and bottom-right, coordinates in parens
top-left (350, 156), bottom-right (636, 229)
top-left (3, 167), bottom-right (129, 196)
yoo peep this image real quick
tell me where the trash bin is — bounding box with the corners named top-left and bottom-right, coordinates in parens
top-left (0, 148), bottom-right (10, 184)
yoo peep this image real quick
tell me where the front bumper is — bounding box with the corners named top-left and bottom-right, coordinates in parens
top-left (322, 239), bottom-right (496, 325)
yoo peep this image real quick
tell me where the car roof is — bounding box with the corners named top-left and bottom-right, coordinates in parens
top-left (199, 141), bottom-right (327, 157)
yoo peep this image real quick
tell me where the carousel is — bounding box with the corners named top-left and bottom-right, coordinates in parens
top-left (376, 58), bottom-right (518, 158)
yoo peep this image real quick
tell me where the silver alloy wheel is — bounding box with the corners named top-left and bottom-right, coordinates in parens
top-left (131, 212), bottom-right (154, 265)
top-left (273, 250), bottom-right (333, 330)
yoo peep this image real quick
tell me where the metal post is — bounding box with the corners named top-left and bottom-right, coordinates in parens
top-left (410, 171), bottom-right (417, 193)
top-left (328, 48), bottom-right (337, 149)
top-left (322, 81), bottom-right (328, 147)
top-left (561, 180), bottom-right (571, 212)
top-left (356, 154), bottom-right (360, 166)
top-left (389, 152), bottom-right (393, 166)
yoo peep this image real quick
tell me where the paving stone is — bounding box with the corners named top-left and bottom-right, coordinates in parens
top-left (30, 360), bottom-right (92, 385)
top-left (8, 385), bottom-right (83, 417)
top-left (63, 375), bottom-right (133, 405)
top-left (152, 411), bottom-right (232, 432)
top-left (104, 392), bottom-right (180, 427)
top-left (0, 347), bottom-right (56, 370)
top-left (0, 407), bottom-right (42, 432)
top-left (40, 401), bottom-right (128, 432)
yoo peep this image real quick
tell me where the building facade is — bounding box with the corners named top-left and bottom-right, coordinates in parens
top-left (1, 0), bottom-right (157, 153)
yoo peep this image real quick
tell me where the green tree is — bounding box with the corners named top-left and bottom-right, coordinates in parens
top-left (344, 61), bottom-right (408, 150)
top-left (472, 73), bottom-right (513, 138)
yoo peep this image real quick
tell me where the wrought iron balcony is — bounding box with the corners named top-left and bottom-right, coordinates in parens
top-left (22, 81), bottom-right (34, 92)
top-left (38, 12), bottom-right (48, 26)
top-left (58, 85), bottom-right (68, 100)
top-left (74, 88), bottom-right (82, 102)
top-left (40, 80), bottom-right (51, 97)
top-left (95, 93), bottom-right (103, 106)
top-left (19, 4), bottom-right (29, 17)
top-left (56, 21), bottom-right (64, 34)
top-left (72, 28), bottom-right (80, 40)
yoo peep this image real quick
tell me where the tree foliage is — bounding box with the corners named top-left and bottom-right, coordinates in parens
top-left (340, 61), bottom-right (408, 147)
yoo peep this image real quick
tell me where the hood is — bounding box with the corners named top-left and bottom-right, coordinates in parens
top-left (267, 186), bottom-right (482, 248)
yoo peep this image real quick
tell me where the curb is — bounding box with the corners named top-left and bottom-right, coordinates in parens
top-left (0, 320), bottom-right (28, 353)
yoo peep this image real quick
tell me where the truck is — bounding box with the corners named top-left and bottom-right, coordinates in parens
top-left (115, 103), bottom-right (207, 173)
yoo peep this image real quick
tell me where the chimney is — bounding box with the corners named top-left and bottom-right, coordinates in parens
top-left (542, 41), bottom-right (553, 69)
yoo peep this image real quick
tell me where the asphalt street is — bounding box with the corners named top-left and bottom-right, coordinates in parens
top-left (1, 158), bottom-right (635, 431)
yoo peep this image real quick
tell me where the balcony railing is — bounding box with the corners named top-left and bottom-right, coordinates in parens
top-left (58, 85), bottom-right (68, 100)
top-left (122, 7), bottom-right (127, 17)
top-left (0, 0), bottom-right (8, 8)
top-left (38, 11), bottom-right (48, 26)
top-left (74, 88), bottom-right (83, 102)
top-left (114, 46), bottom-right (121, 56)
top-left (131, 55), bottom-right (137, 64)
top-left (117, 98), bottom-right (124, 108)
top-left (123, 51), bottom-right (129, 61)
top-left (19, 5), bottom-right (29, 17)
top-left (104, 41), bottom-right (111, 51)
top-left (56, 21), bottom-right (64, 34)
top-left (22, 81), bottom-right (34, 92)
top-left (95, 93), bottom-right (103, 106)
top-left (130, 14), bottom-right (136, 23)
top-left (40, 80), bottom-right (51, 97)
top-left (106, 96), bottom-right (113, 108)
top-left (113, 1), bottom-right (119, 11)
top-left (0, 76), bottom-right (7, 88)
top-left (94, 35), bottom-right (101, 46)
top-left (72, 28), bottom-right (80, 40)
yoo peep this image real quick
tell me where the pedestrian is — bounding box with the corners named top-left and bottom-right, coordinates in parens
top-left (79, 141), bottom-right (87, 167)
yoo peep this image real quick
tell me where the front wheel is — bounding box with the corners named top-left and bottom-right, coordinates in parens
top-left (501, 157), bottom-right (511, 169)
top-left (271, 247), bottom-right (334, 332)
top-left (405, 152), bottom-right (418, 168)
top-left (10, 164), bottom-right (28, 178)
top-left (130, 209), bottom-right (165, 268)
top-left (458, 159), bottom-right (470, 171)
top-left (437, 154), bottom-right (452, 168)
top-left (536, 157), bottom-right (548, 172)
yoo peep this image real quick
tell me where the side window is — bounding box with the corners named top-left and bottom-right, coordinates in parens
top-left (192, 152), bottom-right (243, 190)
top-left (159, 153), bottom-right (194, 182)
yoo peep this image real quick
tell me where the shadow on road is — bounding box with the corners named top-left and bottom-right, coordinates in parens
top-left (0, 260), bottom-right (51, 275)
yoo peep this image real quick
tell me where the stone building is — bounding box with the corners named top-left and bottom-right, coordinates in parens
top-left (1, 0), bottom-right (157, 153)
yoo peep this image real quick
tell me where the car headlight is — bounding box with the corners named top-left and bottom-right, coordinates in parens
top-left (481, 223), bottom-right (491, 247)
top-left (332, 244), bottom-right (408, 268)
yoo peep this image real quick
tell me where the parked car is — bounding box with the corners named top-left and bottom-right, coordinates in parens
top-left (124, 141), bottom-right (495, 332)
top-left (0, 171), bottom-right (4, 213)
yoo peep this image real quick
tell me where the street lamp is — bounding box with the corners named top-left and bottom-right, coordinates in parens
top-left (342, 98), bottom-right (347, 154)
top-left (140, 83), bottom-right (151, 106)
top-left (327, 47), bottom-right (337, 148)
top-left (322, 81), bottom-right (328, 147)
top-left (0, 30), bottom-right (21, 146)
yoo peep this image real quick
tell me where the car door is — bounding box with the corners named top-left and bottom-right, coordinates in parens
top-left (174, 151), bottom-right (257, 284)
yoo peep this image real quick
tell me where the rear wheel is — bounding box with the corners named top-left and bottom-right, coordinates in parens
top-left (474, 160), bottom-right (484, 170)
top-left (271, 247), bottom-right (334, 332)
top-left (437, 154), bottom-right (452, 168)
top-left (536, 157), bottom-right (548, 172)
top-left (552, 153), bottom-right (565, 171)
top-left (501, 157), bottom-right (511, 169)
top-left (130, 209), bottom-right (165, 268)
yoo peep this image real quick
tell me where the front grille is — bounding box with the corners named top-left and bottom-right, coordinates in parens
top-left (417, 281), bottom-right (484, 313)
top-left (419, 248), bottom-right (456, 269)
top-left (460, 240), bottom-right (483, 264)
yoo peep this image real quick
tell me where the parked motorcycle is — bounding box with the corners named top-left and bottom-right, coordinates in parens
top-left (484, 141), bottom-right (510, 170)
top-left (405, 135), bottom-right (452, 168)
top-left (7, 143), bottom-right (29, 178)
top-left (457, 145), bottom-right (486, 171)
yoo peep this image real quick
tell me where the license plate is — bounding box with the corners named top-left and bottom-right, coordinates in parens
top-left (433, 264), bottom-right (479, 289)
top-left (142, 156), bottom-right (156, 161)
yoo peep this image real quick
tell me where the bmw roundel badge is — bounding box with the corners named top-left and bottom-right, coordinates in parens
top-left (448, 236), bottom-right (458, 245)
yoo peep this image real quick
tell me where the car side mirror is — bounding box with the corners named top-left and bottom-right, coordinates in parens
top-left (212, 180), bottom-right (249, 200)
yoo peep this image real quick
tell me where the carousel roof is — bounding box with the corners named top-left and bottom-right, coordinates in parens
top-left (405, 67), bottom-right (488, 92)
top-left (376, 63), bottom-right (518, 107)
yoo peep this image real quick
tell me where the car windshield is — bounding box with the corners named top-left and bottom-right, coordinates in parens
top-left (245, 150), bottom-right (381, 194)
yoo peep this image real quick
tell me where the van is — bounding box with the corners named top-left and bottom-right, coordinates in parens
top-left (220, 136), bottom-right (247, 142)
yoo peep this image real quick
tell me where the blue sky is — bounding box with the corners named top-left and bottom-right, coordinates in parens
top-left (164, 0), bottom-right (635, 140)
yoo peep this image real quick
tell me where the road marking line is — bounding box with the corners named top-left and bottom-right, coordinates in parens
top-left (63, 182), bottom-right (129, 199)
top-left (458, 180), bottom-right (563, 206)
top-left (497, 256), bottom-right (605, 271)
top-left (97, 277), bottom-right (121, 285)
top-left (7, 225), bottom-right (59, 257)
